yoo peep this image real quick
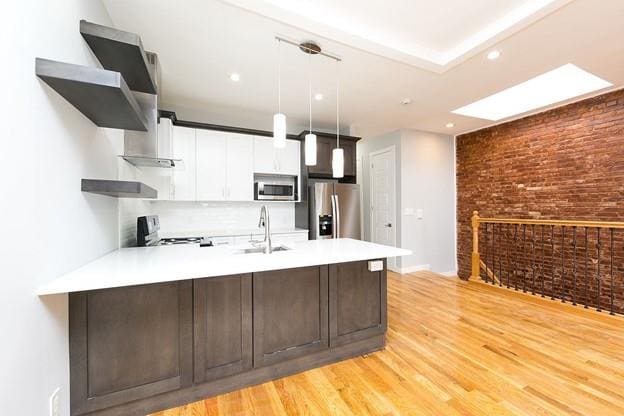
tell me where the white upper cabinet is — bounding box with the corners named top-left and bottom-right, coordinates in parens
top-left (171, 128), bottom-right (298, 202)
top-left (196, 129), bottom-right (227, 201)
top-left (196, 130), bottom-right (254, 201)
top-left (172, 126), bottom-right (196, 201)
top-left (279, 139), bottom-right (301, 176)
top-left (253, 136), bottom-right (277, 174)
top-left (226, 133), bottom-right (254, 201)
top-left (254, 136), bottom-right (300, 176)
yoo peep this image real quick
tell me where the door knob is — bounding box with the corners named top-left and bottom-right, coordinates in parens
top-left (385, 223), bottom-right (392, 227)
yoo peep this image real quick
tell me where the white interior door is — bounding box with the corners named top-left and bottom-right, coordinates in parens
top-left (370, 147), bottom-right (397, 268)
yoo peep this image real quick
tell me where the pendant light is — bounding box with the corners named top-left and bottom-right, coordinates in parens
top-left (332, 59), bottom-right (344, 178)
top-left (273, 40), bottom-right (286, 148)
top-left (304, 50), bottom-right (317, 166)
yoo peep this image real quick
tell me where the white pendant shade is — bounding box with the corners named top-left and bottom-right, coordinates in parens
top-left (305, 133), bottom-right (317, 166)
top-left (332, 147), bottom-right (344, 178)
top-left (273, 113), bottom-right (286, 148)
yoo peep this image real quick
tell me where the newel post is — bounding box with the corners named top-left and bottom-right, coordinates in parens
top-left (470, 210), bottom-right (480, 280)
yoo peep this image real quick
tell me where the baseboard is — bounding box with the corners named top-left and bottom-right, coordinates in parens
top-left (439, 270), bottom-right (458, 277)
top-left (396, 264), bottom-right (430, 274)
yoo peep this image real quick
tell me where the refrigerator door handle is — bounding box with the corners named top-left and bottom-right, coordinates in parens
top-left (331, 194), bottom-right (337, 238)
top-left (334, 194), bottom-right (340, 239)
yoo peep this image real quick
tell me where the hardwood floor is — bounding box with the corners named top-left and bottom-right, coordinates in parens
top-left (152, 271), bottom-right (624, 416)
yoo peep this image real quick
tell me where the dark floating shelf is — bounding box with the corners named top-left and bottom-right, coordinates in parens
top-left (80, 20), bottom-right (157, 94)
top-left (81, 179), bottom-right (157, 199)
top-left (36, 58), bottom-right (148, 131)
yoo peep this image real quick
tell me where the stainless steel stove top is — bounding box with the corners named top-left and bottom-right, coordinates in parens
top-left (158, 237), bottom-right (205, 246)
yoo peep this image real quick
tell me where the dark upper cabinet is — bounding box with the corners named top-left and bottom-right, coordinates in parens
top-left (329, 260), bottom-right (387, 347)
top-left (193, 274), bottom-right (253, 383)
top-left (252, 266), bottom-right (329, 367)
top-left (69, 281), bottom-right (193, 415)
top-left (299, 131), bottom-right (360, 178)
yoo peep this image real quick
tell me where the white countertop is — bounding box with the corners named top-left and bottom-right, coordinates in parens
top-left (38, 239), bottom-right (411, 295)
top-left (160, 227), bottom-right (308, 239)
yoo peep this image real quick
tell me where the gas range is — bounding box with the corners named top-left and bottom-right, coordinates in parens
top-left (158, 236), bottom-right (208, 246)
top-left (137, 216), bottom-right (213, 247)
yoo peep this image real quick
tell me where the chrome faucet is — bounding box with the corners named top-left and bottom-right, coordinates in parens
top-left (258, 205), bottom-right (272, 254)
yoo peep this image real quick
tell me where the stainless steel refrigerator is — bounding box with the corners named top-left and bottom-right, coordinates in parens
top-left (309, 182), bottom-right (361, 239)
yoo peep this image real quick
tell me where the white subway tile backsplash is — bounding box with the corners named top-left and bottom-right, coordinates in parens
top-left (118, 199), bottom-right (295, 247)
top-left (153, 201), bottom-right (295, 233)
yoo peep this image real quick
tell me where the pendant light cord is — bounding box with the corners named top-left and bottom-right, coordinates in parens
top-left (336, 59), bottom-right (340, 149)
top-left (308, 52), bottom-right (312, 134)
top-left (277, 40), bottom-right (281, 114)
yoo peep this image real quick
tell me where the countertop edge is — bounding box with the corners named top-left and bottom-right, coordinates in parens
top-left (37, 240), bottom-right (411, 296)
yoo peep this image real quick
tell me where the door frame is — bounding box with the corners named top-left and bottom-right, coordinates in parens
top-left (369, 145), bottom-right (397, 270)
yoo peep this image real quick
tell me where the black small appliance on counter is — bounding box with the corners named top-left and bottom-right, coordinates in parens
top-left (136, 215), bottom-right (213, 247)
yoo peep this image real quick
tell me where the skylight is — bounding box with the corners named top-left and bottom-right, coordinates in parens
top-left (451, 64), bottom-right (612, 121)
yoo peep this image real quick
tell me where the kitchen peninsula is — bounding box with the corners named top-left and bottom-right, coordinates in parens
top-left (40, 239), bottom-right (410, 416)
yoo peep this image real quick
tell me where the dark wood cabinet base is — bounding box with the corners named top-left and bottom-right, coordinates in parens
top-left (69, 260), bottom-right (387, 416)
top-left (86, 335), bottom-right (384, 416)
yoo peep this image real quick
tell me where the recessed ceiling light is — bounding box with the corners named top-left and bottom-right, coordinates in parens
top-left (451, 64), bottom-right (612, 121)
top-left (487, 50), bottom-right (501, 60)
top-left (314, 93), bottom-right (323, 101)
top-left (446, 122), bottom-right (455, 128)
top-left (229, 73), bottom-right (241, 82)
top-left (401, 97), bottom-right (412, 105)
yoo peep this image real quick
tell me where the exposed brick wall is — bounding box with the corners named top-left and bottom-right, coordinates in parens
top-left (456, 89), bottom-right (624, 312)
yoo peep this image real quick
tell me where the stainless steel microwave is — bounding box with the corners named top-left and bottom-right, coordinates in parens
top-left (254, 175), bottom-right (297, 201)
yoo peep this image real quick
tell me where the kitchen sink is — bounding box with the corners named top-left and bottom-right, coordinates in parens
top-left (233, 245), bottom-right (291, 254)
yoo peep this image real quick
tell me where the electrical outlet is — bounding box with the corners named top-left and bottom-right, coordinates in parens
top-left (416, 209), bottom-right (424, 219)
top-left (49, 388), bottom-right (60, 416)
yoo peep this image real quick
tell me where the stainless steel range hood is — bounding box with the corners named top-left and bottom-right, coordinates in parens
top-left (120, 52), bottom-right (181, 169)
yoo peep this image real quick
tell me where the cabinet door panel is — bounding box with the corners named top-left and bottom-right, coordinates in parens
top-left (307, 136), bottom-right (333, 175)
top-left (253, 266), bottom-right (328, 367)
top-left (278, 139), bottom-right (301, 176)
top-left (226, 134), bottom-right (254, 201)
top-left (172, 126), bottom-right (196, 200)
top-left (196, 129), bottom-right (227, 201)
top-left (194, 274), bottom-right (252, 383)
top-left (254, 136), bottom-right (277, 174)
top-left (69, 281), bottom-right (192, 415)
top-left (329, 260), bottom-right (387, 347)
top-left (341, 140), bottom-right (356, 177)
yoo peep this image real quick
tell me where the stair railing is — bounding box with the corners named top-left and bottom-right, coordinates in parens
top-left (470, 211), bottom-right (624, 315)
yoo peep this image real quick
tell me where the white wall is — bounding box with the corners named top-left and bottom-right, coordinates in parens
top-left (1, 2), bottom-right (122, 415)
top-left (358, 129), bottom-right (456, 274)
top-left (400, 130), bottom-right (456, 274)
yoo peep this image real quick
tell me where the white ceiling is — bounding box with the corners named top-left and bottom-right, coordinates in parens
top-left (222, 0), bottom-right (573, 71)
top-left (102, 0), bottom-right (624, 137)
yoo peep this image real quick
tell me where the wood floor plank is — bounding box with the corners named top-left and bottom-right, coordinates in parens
top-left (151, 271), bottom-right (624, 416)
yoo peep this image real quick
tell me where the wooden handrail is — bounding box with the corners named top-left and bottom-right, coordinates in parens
top-left (479, 217), bottom-right (624, 228)
top-left (470, 210), bottom-right (624, 281)
top-left (470, 211), bottom-right (623, 315)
